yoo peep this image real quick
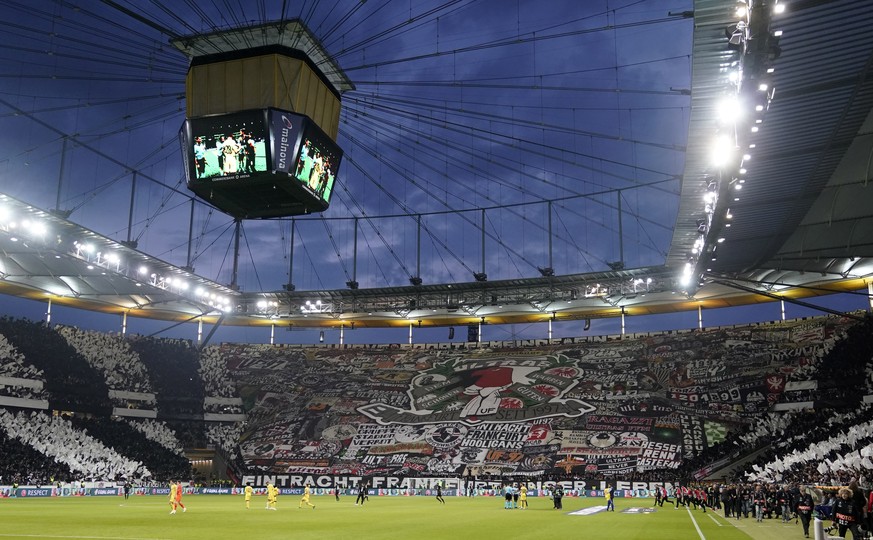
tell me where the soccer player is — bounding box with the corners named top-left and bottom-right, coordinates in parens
top-left (435, 483), bottom-right (445, 504)
top-left (355, 482), bottom-right (368, 506)
top-left (174, 480), bottom-right (186, 513)
top-left (553, 485), bottom-right (564, 510)
top-left (605, 485), bottom-right (615, 512)
top-left (299, 482), bottom-right (316, 509)
top-left (266, 482), bottom-right (277, 510)
top-left (244, 482), bottom-right (253, 509)
top-left (519, 483), bottom-right (528, 509)
top-left (168, 481), bottom-right (177, 514)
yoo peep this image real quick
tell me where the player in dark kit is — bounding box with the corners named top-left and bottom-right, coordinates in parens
top-left (553, 485), bottom-right (564, 510)
top-left (436, 483), bottom-right (445, 504)
top-left (355, 482), bottom-right (368, 506)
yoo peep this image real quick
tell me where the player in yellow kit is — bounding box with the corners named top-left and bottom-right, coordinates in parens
top-left (299, 482), bottom-right (316, 509)
top-left (519, 483), bottom-right (528, 509)
top-left (244, 482), bottom-right (253, 509)
top-left (266, 482), bottom-right (277, 510)
top-left (169, 481), bottom-right (177, 514)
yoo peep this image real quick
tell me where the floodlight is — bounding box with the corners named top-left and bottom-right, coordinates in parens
top-left (716, 96), bottom-right (742, 123)
top-left (710, 135), bottom-right (735, 167)
top-left (24, 220), bottom-right (47, 237)
top-left (774, 3), bottom-right (785, 14)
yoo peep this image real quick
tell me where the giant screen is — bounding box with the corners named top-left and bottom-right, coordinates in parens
top-left (181, 108), bottom-right (342, 218)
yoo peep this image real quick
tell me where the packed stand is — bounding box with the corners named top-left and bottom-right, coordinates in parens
top-left (743, 406), bottom-right (873, 485)
top-left (56, 325), bottom-right (153, 394)
top-left (0, 429), bottom-right (73, 485)
top-left (0, 333), bottom-right (48, 401)
top-left (198, 346), bottom-right (237, 399)
top-left (127, 336), bottom-right (205, 419)
top-left (730, 315), bottom-right (873, 484)
top-left (0, 409), bottom-right (150, 481)
top-left (0, 317), bottom-right (110, 414)
top-left (68, 416), bottom-right (191, 481)
top-left (124, 418), bottom-right (186, 456)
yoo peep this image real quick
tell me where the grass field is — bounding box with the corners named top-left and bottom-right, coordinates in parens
top-left (1, 495), bottom-right (814, 540)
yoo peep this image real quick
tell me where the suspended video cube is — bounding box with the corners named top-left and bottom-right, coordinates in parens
top-left (181, 108), bottom-right (342, 218)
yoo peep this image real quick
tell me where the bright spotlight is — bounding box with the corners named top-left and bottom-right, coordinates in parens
top-left (716, 96), bottom-right (742, 124)
top-left (773, 3), bottom-right (785, 14)
top-left (710, 135), bottom-right (735, 168)
top-left (24, 220), bottom-right (47, 237)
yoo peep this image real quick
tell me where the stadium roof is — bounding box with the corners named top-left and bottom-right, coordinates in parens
top-left (0, 0), bottom-right (871, 330)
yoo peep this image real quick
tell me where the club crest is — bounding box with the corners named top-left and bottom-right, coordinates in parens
top-left (358, 355), bottom-right (595, 426)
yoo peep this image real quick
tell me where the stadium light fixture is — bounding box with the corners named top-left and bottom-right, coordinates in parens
top-left (716, 96), bottom-right (742, 124)
top-left (773, 3), bottom-right (785, 14)
top-left (710, 135), bottom-right (735, 168)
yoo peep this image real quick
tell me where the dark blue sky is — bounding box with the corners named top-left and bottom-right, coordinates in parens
top-left (0, 1), bottom-right (865, 344)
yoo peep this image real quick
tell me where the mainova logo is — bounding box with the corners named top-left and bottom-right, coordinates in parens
top-left (277, 115), bottom-right (295, 170)
top-left (359, 354), bottom-right (595, 426)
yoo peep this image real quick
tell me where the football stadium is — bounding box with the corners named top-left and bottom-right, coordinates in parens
top-left (1, 1), bottom-right (873, 539)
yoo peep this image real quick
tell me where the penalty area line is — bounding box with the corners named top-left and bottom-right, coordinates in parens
top-left (686, 506), bottom-right (707, 540)
top-left (707, 512), bottom-right (723, 526)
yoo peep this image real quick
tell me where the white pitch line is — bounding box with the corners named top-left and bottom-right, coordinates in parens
top-left (707, 512), bottom-right (723, 526)
top-left (0, 535), bottom-right (170, 540)
top-left (686, 505), bottom-right (707, 540)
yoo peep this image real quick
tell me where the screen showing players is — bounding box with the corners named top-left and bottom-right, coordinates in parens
top-left (185, 110), bottom-right (270, 181)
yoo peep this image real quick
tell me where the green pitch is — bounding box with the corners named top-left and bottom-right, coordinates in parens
top-left (1, 495), bottom-right (803, 540)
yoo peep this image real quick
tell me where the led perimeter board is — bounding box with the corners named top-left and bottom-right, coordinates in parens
top-left (181, 108), bottom-right (342, 218)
